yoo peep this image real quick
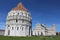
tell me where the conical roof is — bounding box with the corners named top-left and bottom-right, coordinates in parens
top-left (12, 2), bottom-right (28, 11)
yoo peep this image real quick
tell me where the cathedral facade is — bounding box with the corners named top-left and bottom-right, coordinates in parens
top-left (4, 3), bottom-right (32, 36)
top-left (33, 23), bottom-right (56, 36)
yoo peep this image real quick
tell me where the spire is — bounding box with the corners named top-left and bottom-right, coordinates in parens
top-left (12, 2), bottom-right (28, 11)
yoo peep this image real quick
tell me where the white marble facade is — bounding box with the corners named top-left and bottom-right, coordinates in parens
top-left (4, 3), bottom-right (32, 36)
top-left (33, 23), bottom-right (56, 36)
top-left (4, 2), bottom-right (56, 36)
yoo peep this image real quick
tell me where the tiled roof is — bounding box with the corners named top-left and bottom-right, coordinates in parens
top-left (12, 2), bottom-right (28, 11)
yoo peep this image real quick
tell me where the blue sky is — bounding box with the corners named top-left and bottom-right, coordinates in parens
top-left (0, 0), bottom-right (60, 32)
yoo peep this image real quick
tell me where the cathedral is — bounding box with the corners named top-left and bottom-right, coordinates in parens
top-left (4, 3), bottom-right (32, 36)
top-left (33, 23), bottom-right (56, 36)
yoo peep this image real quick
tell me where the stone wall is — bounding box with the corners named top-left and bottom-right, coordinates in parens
top-left (0, 30), bottom-right (5, 36)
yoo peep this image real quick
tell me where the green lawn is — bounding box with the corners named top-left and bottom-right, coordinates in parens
top-left (0, 36), bottom-right (60, 40)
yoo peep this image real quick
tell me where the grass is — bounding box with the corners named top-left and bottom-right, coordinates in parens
top-left (0, 36), bottom-right (60, 40)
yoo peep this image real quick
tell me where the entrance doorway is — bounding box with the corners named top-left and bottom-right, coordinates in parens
top-left (8, 30), bottom-right (10, 35)
top-left (41, 32), bottom-right (43, 36)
